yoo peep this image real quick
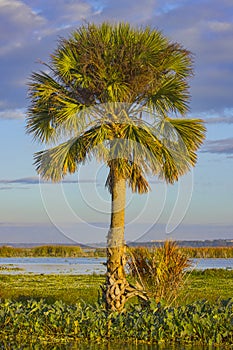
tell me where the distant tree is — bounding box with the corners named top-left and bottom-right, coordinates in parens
top-left (26, 22), bottom-right (206, 311)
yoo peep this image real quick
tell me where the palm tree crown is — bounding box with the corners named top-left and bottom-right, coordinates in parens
top-left (26, 22), bottom-right (205, 191)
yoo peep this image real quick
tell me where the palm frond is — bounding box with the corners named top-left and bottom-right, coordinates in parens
top-left (105, 159), bottom-right (150, 194)
top-left (148, 76), bottom-right (190, 116)
top-left (26, 72), bottom-right (86, 143)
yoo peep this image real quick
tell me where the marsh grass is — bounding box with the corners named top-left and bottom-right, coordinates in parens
top-left (182, 246), bottom-right (233, 258)
top-left (0, 245), bottom-right (106, 258)
top-left (127, 241), bottom-right (192, 305)
top-left (0, 244), bottom-right (232, 258)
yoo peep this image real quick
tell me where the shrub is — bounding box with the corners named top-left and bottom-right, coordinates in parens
top-left (127, 240), bottom-right (192, 305)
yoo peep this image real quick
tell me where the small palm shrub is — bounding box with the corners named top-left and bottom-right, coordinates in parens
top-left (127, 240), bottom-right (192, 305)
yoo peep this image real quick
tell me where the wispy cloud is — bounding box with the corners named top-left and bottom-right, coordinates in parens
top-left (0, 186), bottom-right (14, 191)
top-left (0, 177), bottom-right (39, 184)
top-left (192, 108), bottom-right (233, 124)
top-left (0, 176), bottom-right (98, 185)
top-left (0, 186), bottom-right (29, 191)
top-left (202, 138), bottom-right (233, 154)
top-left (205, 116), bottom-right (233, 124)
top-left (0, 108), bottom-right (25, 120)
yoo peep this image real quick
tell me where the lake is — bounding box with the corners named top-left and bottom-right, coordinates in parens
top-left (0, 257), bottom-right (232, 274)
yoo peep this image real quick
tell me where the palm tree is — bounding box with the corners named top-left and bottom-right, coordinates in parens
top-left (26, 22), bottom-right (206, 311)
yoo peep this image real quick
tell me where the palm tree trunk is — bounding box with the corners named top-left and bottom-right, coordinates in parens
top-left (104, 171), bottom-right (128, 312)
top-left (103, 164), bottom-right (148, 312)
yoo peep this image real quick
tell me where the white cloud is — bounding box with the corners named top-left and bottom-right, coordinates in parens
top-left (208, 21), bottom-right (233, 32)
top-left (0, 0), bottom-right (46, 56)
top-left (0, 108), bottom-right (25, 120)
top-left (99, 0), bottom-right (158, 24)
top-left (192, 108), bottom-right (233, 124)
top-left (0, 0), bottom-right (45, 25)
top-left (149, 0), bottom-right (233, 112)
top-left (0, 0), bottom-right (233, 114)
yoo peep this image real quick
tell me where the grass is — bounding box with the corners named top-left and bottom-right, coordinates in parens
top-left (0, 274), bottom-right (104, 305)
top-left (0, 269), bottom-right (233, 306)
top-left (180, 269), bottom-right (233, 304)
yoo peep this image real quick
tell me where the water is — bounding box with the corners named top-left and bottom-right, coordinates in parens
top-left (192, 258), bottom-right (233, 270)
top-left (0, 257), bottom-right (232, 275)
top-left (0, 257), bottom-right (106, 274)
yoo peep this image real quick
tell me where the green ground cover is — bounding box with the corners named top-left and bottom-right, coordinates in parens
top-left (0, 270), bottom-right (232, 346)
top-left (0, 298), bottom-right (232, 346)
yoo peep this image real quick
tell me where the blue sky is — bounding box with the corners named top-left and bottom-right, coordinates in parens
top-left (0, 0), bottom-right (233, 245)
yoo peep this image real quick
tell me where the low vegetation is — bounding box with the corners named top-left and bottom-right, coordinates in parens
top-left (0, 269), bottom-right (233, 306)
top-left (0, 242), bottom-right (232, 347)
top-left (182, 246), bottom-right (233, 258)
top-left (0, 298), bottom-right (232, 346)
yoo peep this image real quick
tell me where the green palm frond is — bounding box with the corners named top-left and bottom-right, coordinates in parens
top-left (148, 76), bottom-right (190, 116)
top-left (27, 72), bottom-right (86, 143)
top-left (167, 118), bottom-right (206, 166)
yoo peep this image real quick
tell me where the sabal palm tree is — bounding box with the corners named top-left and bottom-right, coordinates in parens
top-left (26, 22), bottom-right (206, 311)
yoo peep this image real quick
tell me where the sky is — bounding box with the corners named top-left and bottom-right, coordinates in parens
top-left (0, 0), bottom-right (233, 245)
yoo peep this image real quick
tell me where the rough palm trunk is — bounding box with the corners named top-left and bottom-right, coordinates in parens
top-left (105, 172), bottom-right (128, 312)
top-left (103, 169), bottom-right (148, 312)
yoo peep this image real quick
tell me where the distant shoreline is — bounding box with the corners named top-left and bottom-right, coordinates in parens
top-left (0, 241), bottom-right (233, 258)
top-left (0, 238), bottom-right (232, 248)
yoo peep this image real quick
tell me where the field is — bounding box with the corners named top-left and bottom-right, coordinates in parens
top-left (0, 269), bottom-right (233, 305)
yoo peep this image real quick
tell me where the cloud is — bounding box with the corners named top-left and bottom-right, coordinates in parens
top-left (147, 0), bottom-right (233, 113)
top-left (0, 0), bottom-right (233, 115)
top-left (0, 0), bottom-right (99, 111)
top-left (0, 186), bottom-right (29, 191)
top-left (192, 108), bottom-right (233, 124)
top-left (0, 176), bottom-right (97, 185)
top-left (99, 0), bottom-right (158, 24)
top-left (0, 177), bottom-right (40, 184)
top-left (0, 0), bottom-right (46, 56)
top-left (203, 138), bottom-right (233, 154)
top-left (208, 20), bottom-right (233, 32)
top-left (205, 116), bottom-right (233, 124)
top-left (0, 187), bottom-right (14, 191)
top-left (0, 108), bottom-right (25, 120)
